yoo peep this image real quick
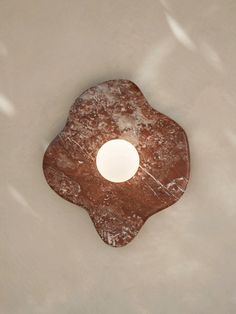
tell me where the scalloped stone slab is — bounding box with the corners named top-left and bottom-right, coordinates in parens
top-left (43, 80), bottom-right (190, 247)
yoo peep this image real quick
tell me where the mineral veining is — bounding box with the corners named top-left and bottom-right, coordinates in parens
top-left (43, 80), bottom-right (190, 247)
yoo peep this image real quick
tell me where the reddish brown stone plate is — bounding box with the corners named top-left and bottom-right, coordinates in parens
top-left (43, 80), bottom-right (190, 247)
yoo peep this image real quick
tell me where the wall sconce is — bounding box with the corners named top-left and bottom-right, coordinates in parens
top-left (43, 80), bottom-right (190, 247)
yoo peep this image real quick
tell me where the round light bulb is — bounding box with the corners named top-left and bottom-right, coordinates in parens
top-left (96, 139), bottom-right (140, 183)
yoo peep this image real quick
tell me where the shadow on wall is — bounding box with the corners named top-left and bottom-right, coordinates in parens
top-left (134, 1), bottom-right (226, 117)
top-left (7, 184), bottom-right (42, 220)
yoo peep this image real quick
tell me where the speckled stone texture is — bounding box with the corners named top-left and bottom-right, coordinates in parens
top-left (43, 80), bottom-right (190, 247)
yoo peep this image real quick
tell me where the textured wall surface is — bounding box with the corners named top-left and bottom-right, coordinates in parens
top-left (0, 1), bottom-right (236, 313)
